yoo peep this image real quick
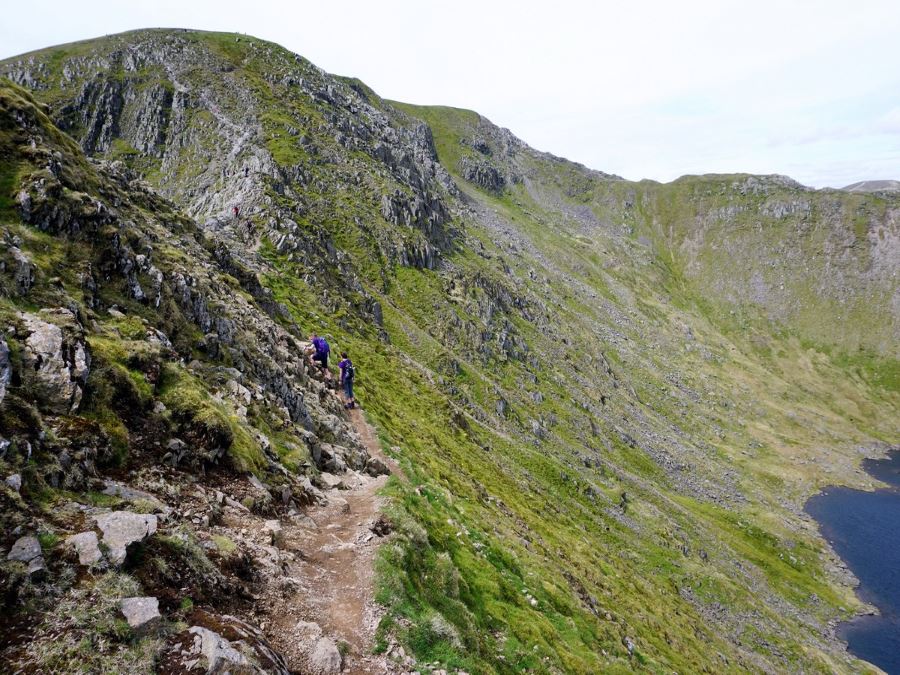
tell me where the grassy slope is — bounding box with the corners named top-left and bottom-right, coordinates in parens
top-left (385, 104), bottom-right (896, 670)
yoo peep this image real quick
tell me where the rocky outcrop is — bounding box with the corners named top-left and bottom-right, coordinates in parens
top-left (381, 189), bottom-right (450, 241)
top-left (0, 337), bottom-right (10, 405)
top-left (459, 156), bottom-right (505, 193)
top-left (2, 245), bottom-right (36, 295)
top-left (163, 614), bottom-right (290, 675)
top-left (16, 309), bottom-right (90, 414)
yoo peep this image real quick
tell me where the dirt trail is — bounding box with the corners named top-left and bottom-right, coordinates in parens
top-left (262, 407), bottom-right (402, 674)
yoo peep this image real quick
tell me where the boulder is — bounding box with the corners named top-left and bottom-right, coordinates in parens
top-left (190, 626), bottom-right (252, 672)
top-left (120, 596), bottom-right (161, 631)
top-left (94, 511), bottom-right (157, 565)
top-left (162, 438), bottom-right (188, 466)
top-left (7, 535), bottom-right (45, 577)
top-left (17, 309), bottom-right (90, 414)
top-left (5, 473), bottom-right (22, 493)
top-left (164, 614), bottom-right (290, 674)
top-left (67, 530), bottom-right (103, 566)
top-left (263, 519), bottom-right (284, 547)
top-left (309, 636), bottom-right (342, 674)
top-left (10, 246), bottom-right (36, 295)
top-left (364, 456), bottom-right (390, 477)
top-left (318, 472), bottom-right (344, 490)
top-left (7, 535), bottom-right (41, 563)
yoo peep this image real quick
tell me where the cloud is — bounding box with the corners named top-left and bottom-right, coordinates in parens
top-left (2, 0), bottom-right (900, 187)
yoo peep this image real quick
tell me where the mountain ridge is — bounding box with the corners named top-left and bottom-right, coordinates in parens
top-left (0, 28), bottom-right (898, 674)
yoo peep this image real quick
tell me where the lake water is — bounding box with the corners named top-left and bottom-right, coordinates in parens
top-left (805, 450), bottom-right (900, 674)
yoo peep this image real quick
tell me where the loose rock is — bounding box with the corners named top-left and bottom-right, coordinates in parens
top-left (7, 535), bottom-right (45, 577)
top-left (309, 636), bottom-right (342, 674)
top-left (67, 531), bottom-right (104, 566)
top-left (94, 511), bottom-right (158, 565)
top-left (5, 473), bottom-right (22, 493)
top-left (120, 596), bottom-right (161, 631)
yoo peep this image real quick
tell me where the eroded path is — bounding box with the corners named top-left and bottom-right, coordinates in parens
top-left (261, 407), bottom-right (402, 674)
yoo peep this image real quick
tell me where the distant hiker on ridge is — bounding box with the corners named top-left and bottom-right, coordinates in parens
top-left (339, 351), bottom-right (356, 409)
top-left (232, 205), bottom-right (239, 218)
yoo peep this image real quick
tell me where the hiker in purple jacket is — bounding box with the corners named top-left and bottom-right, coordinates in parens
top-left (338, 352), bottom-right (356, 409)
top-left (309, 333), bottom-right (330, 371)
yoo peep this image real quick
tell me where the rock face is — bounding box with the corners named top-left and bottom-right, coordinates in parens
top-left (93, 511), bottom-right (158, 565)
top-left (0, 337), bottom-right (10, 405)
top-left (459, 156), bottom-right (505, 193)
top-left (120, 596), bottom-right (161, 631)
top-left (9, 246), bottom-right (36, 295)
top-left (17, 310), bottom-right (90, 414)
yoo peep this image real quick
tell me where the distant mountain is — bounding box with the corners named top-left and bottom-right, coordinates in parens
top-left (842, 179), bottom-right (900, 193)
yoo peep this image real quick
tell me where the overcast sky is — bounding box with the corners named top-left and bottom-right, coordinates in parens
top-left (3, 0), bottom-right (900, 187)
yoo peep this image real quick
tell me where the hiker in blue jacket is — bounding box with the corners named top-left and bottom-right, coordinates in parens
top-left (338, 352), bottom-right (356, 409)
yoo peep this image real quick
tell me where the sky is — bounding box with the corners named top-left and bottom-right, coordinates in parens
top-left (2, 0), bottom-right (900, 188)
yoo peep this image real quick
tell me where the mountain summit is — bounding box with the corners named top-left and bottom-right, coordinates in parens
top-left (0, 29), bottom-right (897, 673)
top-left (842, 179), bottom-right (900, 193)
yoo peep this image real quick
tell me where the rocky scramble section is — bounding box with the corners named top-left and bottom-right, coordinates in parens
top-left (0, 80), bottom-right (411, 673)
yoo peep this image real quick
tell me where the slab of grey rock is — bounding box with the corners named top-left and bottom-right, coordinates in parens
top-left (67, 531), bottom-right (103, 566)
top-left (18, 310), bottom-right (89, 414)
top-left (263, 519), bottom-right (284, 547)
top-left (102, 480), bottom-right (168, 513)
top-left (26, 556), bottom-right (47, 577)
top-left (0, 338), bottom-right (10, 405)
top-left (7, 535), bottom-right (46, 577)
top-left (94, 511), bottom-right (157, 565)
top-left (309, 636), bottom-right (342, 674)
top-left (5, 473), bottom-right (22, 492)
top-left (120, 596), bottom-right (160, 631)
top-left (7, 535), bottom-right (41, 563)
top-left (190, 626), bottom-right (252, 672)
top-left (318, 472), bottom-right (344, 489)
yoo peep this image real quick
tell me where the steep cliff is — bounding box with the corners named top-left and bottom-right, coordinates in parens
top-left (1, 29), bottom-right (898, 674)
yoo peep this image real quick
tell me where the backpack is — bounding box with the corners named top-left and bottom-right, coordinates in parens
top-left (344, 361), bottom-right (355, 380)
top-left (315, 337), bottom-right (330, 355)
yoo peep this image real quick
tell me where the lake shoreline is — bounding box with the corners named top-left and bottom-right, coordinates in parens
top-left (805, 446), bottom-right (900, 675)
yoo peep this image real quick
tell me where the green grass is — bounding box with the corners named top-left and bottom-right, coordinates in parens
top-left (21, 572), bottom-right (163, 673)
top-left (158, 363), bottom-right (265, 474)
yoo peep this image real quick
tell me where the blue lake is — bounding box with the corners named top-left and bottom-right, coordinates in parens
top-left (805, 450), bottom-right (900, 674)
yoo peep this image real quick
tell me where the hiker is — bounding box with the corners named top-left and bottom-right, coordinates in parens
top-left (309, 333), bottom-right (330, 372)
top-left (232, 205), bottom-right (239, 218)
top-left (339, 352), bottom-right (356, 409)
